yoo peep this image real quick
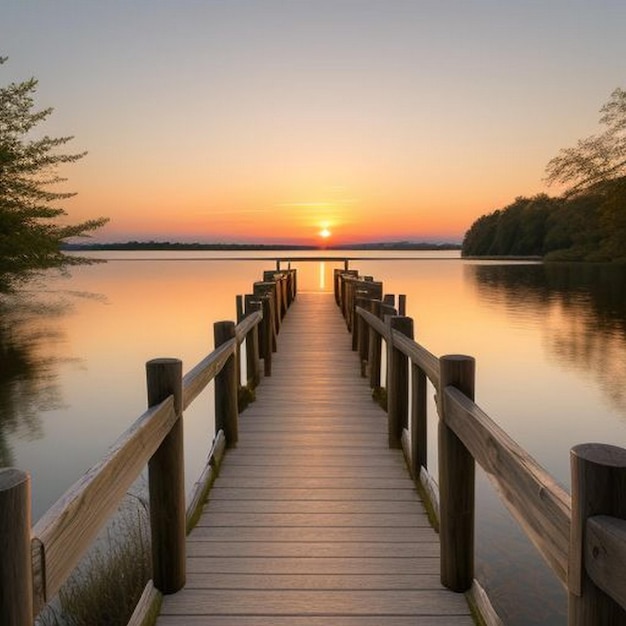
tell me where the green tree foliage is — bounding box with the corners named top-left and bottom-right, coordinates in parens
top-left (462, 195), bottom-right (557, 258)
top-left (545, 88), bottom-right (626, 193)
top-left (463, 88), bottom-right (626, 262)
top-left (0, 57), bottom-right (107, 291)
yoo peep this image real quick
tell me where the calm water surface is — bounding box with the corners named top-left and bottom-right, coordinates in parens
top-left (2, 251), bottom-right (625, 625)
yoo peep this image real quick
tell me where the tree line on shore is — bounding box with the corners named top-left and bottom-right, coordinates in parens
top-left (463, 88), bottom-right (626, 262)
top-left (461, 177), bottom-right (626, 261)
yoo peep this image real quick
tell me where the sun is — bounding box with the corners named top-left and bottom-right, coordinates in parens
top-left (319, 228), bottom-right (332, 239)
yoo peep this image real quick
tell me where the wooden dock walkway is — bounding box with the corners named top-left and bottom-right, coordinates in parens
top-left (156, 292), bottom-right (474, 625)
top-left (5, 265), bottom-right (624, 625)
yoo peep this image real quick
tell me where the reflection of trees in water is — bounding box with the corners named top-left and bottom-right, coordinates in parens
top-left (468, 263), bottom-right (626, 415)
top-left (0, 288), bottom-right (94, 467)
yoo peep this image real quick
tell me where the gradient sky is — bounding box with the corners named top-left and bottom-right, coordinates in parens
top-left (2, 1), bottom-right (625, 245)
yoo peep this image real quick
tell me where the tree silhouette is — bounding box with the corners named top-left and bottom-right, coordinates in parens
top-left (0, 56), bottom-right (108, 291)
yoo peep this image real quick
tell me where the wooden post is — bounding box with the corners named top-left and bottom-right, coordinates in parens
top-left (368, 299), bottom-right (383, 389)
top-left (214, 321), bottom-right (239, 446)
top-left (0, 468), bottom-right (33, 625)
top-left (357, 297), bottom-right (370, 377)
top-left (438, 354), bottom-right (476, 592)
top-left (399, 294), bottom-right (407, 316)
top-left (569, 444), bottom-right (626, 624)
top-left (290, 267), bottom-right (297, 301)
top-left (334, 268), bottom-right (342, 305)
top-left (146, 358), bottom-right (185, 594)
top-left (244, 296), bottom-right (261, 388)
top-left (352, 292), bottom-right (367, 351)
top-left (263, 274), bottom-right (283, 333)
top-left (260, 296), bottom-right (272, 376)
top-left (254, 282), bottom-right (277, 352)
top-left (411, 362), bottom-right (428, 477)
top-left (344, 278), bottom-right (354, 328)
top-left (387, 316), bottom-right (414, 448)
top-left (280, 275), bottom-right (288, 317)
top-left (235, 295), bottom-right (244, 387)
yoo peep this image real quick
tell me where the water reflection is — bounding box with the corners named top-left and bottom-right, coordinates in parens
top-left (468, 263), bottom-right (626, 415)
top-left (0, 288), bottom-right (93, 466)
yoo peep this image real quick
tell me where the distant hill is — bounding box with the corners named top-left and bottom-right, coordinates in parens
top-left (63, 241), bottom-right (461, 252)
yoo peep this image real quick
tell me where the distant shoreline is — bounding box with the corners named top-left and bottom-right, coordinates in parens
top-left (63, 241), bottom-right (462, 252)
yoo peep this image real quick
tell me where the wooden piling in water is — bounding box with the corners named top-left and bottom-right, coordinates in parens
top-left (146, 358), bottom-right (186, 594)
top-left (569, 443), bottom-right (626, 624)
top-left (368, 299), bottom-right (383, 389)
top-left (387, 315), bottom-right (413, 448)
top-left (438, 354), bottom-right (476, 592)
top-left (214, 321), bottom-right (239, 446)
top-left (411, 359), bottom-right (428, 476)
top-left (244, 296), bottom-right (261, 387)
top-left (0, 468), bottom-right (33, 625)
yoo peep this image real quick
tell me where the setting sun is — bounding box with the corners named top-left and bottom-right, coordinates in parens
top-left (319, 228), bottom-right (332, 239)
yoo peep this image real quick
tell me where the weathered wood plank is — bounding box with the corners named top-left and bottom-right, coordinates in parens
top-left (182, 340), bottom-right (234, 410)
top-left (196, 512), bottom-right (427, 527)
top-left (585, 516), bottom-right (626, 612)
top-left (202, 498), bottom-right (425, 514)
top-left (186, 541), bottom-right (439, 558)
top-left (159, 588), bottom-right (469, 615)
top-left (210, 476), bottom-right (415, 489)
top-left (219, 462), bottom-right (404, 478)
top-left (233, 433), bottom-right (390, 448)
top-left (224, 446), bottom-right (405, 460)
top-left (127, 580), bottom-right (162, 626)
top-left (188, 526), bottom-right (431, 543)
top-left (186, 556), bottom-right (439, 575)
top-left (206, 488), bottom-right (418, 501)
top-left (183, 572), bottom-right (442, 590)
top-left (158, 617), bottom-right (473, 626)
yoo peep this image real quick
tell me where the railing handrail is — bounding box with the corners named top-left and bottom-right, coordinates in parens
top-left (443, 385), bottom-right (571, 583)
top-left (354, 282), bottom-right (572, 583)
top-left (31, 395), bottom-right (177, 611)
top-left (341, 267), bottom-right (626, 623)
top-left (10, 276), bottom-right (271, 620)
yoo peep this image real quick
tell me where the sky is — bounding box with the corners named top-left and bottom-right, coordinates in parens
top-left (2, 1), bottom-right (625, 245)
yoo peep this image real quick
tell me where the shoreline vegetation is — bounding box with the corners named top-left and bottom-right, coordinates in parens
top-left (461, 179), bottom-right (626, 263)
top-left (62, 241), bottom-right (462, 251)
top-left (462, 88), bottom-right (625, 264)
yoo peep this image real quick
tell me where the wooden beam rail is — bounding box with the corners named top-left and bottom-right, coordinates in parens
top-left (335, 267), bottom-right (626, 625)
top-left (1, 268), bottom-right (295, 625)
top-left (443, 386), bottom-right (571, 584)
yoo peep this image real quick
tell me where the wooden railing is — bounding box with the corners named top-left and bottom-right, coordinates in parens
top-left (335, 268), bottom-right (626, 625)
top-left (0, 268), bottom-right (296, 625)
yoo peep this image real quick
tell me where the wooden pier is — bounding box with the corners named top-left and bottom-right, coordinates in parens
top-left (2, 262), bottom-right (626, 626)
top-left (156, 292), bottom-right (474, 625)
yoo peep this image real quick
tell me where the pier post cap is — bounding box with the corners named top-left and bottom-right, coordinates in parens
top-left (440, 354), bottom-right (476, 365)
top-left (570, 443), bottom-right (626, 467)
top-left (146, 357), bottom-right (182, 366)
top-left (0, 467), bottom-right (30, 491)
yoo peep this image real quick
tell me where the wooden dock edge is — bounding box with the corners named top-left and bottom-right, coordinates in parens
top-left (468, 580), bottom-right (504, 626)
top-left (185, 430), bottom-right (227, 533)
top-left (401, 427), bottom-right (503, 626)
top-left (126, 580), bottom-right (162, 626)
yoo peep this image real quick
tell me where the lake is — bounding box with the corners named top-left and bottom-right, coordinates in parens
top-left (2, 250), bottom-right (625, 625)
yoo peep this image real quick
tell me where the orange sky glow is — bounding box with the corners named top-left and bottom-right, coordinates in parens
top-left (4, 2), bottom-right (625, 245)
